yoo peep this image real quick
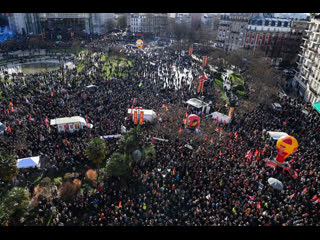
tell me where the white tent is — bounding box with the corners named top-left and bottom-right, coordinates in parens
top-left (207, 112), bottom-right (231, 124)
top-left (186, 98), bottom-right (211, 113)
top-left (17, 156), bottom-right (40, 169)
top-left (267, 131), bottom-right (288, 140)
top-left (127, 108), bottom-right (157, 122)
top-left (50, 116), bottom-right (93, 132)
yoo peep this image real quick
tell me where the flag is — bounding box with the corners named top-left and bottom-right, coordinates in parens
top-left (45, 117), bottom-right (49, 129)
top-left (130, 98), bottom-right (137, 116)
top-left (312, 194), bottom-right (318, 202)
top-left (293, 171), bottom-right (299, 179)
top-left (178, 128), bottom-right (182, 133)
top-left (248, 195), bottom-right (255, 201)
top-left (202, 56), bottom-right (207, 66)
top-left (219, 150), bottom-right (222, 156)
top-left (133, 110), bottom-right (138, 124)
top-left (302, 187), bottom-right (308, 195)
top-left (262, 145), bottom-right (267, 155)
top-left (289, 193), bottom-right (296, 200)
top-left (254, 149), bottom-right (259, 158)
top-left (232, 207), bottom-right (236, 213)
top-left (234, 131), bottom-right (238, 139)
top-left (256, 202), bottom-right (261, 210)
top-left (245, 150), bottom-right (252, 160)
top-left (172, 168), bottom-right (176, 175)
top-left (139, 111), bottom-right (144, 125)
top-left (254, 129), bottom-right (257, 135)
top-left (138, 81), bottom-right (143, 87)
top-left (258, 183), bottom-right (264, 191)
top-left (118, 201), bottom-right (122, 209)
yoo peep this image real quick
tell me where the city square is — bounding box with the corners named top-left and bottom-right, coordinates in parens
top-left (0, 13), bottom-right (319, 227)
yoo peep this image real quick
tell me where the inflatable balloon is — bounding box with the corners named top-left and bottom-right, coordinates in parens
top-left (186, 114), bottom-right (200, 129)
top-left (275, 135), bottom-right (298, 164)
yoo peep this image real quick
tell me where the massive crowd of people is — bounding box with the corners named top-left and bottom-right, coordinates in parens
top-left (0, 33), bottom-right (319, 226)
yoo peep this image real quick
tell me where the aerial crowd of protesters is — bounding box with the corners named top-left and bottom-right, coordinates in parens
top-left (0, 31), bottom-right (319, 226)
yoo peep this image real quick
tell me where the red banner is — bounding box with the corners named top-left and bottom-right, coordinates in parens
top-left (202, 56), bottom-right (207, 66)
top-left (139, 111), bottom-right (144, 125)
top-left (134, 110), bottom-right (138, 124)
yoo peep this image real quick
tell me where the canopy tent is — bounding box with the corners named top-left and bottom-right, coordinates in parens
top-left (50, 116), bottom-right (93, 133)
top-left (127, 108), bottom-right (157, 122)
top-left (185, 98), bottom-right (211, 114)
top-left (0, 122), bottom-right (7, 131)
top-left (17, 156), bottom-right (40, 169)
top-left (266, 131), bottom-right (289, 140)
top-left (267, 177), bottom-right (284, 190)
top-left (313, 102), bottom-right (320, 114)
top-left (206, 112), bottom-right (231, 124)
top-left (186, 98), bottom-right (209, 109)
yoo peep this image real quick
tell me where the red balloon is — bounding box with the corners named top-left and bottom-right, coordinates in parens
top-left (187, 114), bottom-right (200, 129)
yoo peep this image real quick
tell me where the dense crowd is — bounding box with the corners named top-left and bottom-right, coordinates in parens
top-left (0, 34), bottom-right (319, 226)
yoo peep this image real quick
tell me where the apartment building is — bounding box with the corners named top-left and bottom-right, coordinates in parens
top-left (216, 13), bottom-right (252, 52)
top-left (293, 17), bottom-right (320, 103)
top-left (129, 13), bottom-right (168, 37)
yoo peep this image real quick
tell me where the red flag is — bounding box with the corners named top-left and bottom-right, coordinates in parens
top-left (118, 201), bottom-right (122, 209)
top-left (254, 149), bottom-right (259, 158)
top-left (289, 193), bottom-right (296, 200)
top-left (256, 202), bottom-right (261, 210)
top-left (130, 98), bottom-right (137, 116)
top-left (172, 168), bottom-right (175, 175)
top-left (219, 150), bottom-right (222, 156)
top-left (312, 194), bottom-right (318, 202)
top-left (293, 171), bottom-right (299, 179)
top-left (302, 187), bottom-right (308, 195)
top-left (234, 131), bottom-right (238, 139)
top-left (254, 129), bottom-right (257, 135)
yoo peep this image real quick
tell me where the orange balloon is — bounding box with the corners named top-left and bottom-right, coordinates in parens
top-left (275, 135), bottom-right (298, 164)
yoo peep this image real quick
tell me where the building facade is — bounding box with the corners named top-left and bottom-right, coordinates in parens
top-left (244, 16), bottom-right (293, 64)
top-left (216, 13), bottom-right (253, 52)
top-left (293, 17), bottom-right (320, 103)
top-left (129, 13), bottom-right (168, 37)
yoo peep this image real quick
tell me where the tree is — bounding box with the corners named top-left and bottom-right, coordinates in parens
top-left (85, 137), bottom-right (108, 167)
top-left (242, 54), bottom-right (282, 108)
top-left (58, 181), bottom-right (79, 202)
top-left (0, 152), bottom-right (18, 182)
top-left (117, 126), bottom-right (143, 156)
top-left (0, 187), bottom-right (30, 225)
top-left (105, 152), bottom-right (130, 178)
